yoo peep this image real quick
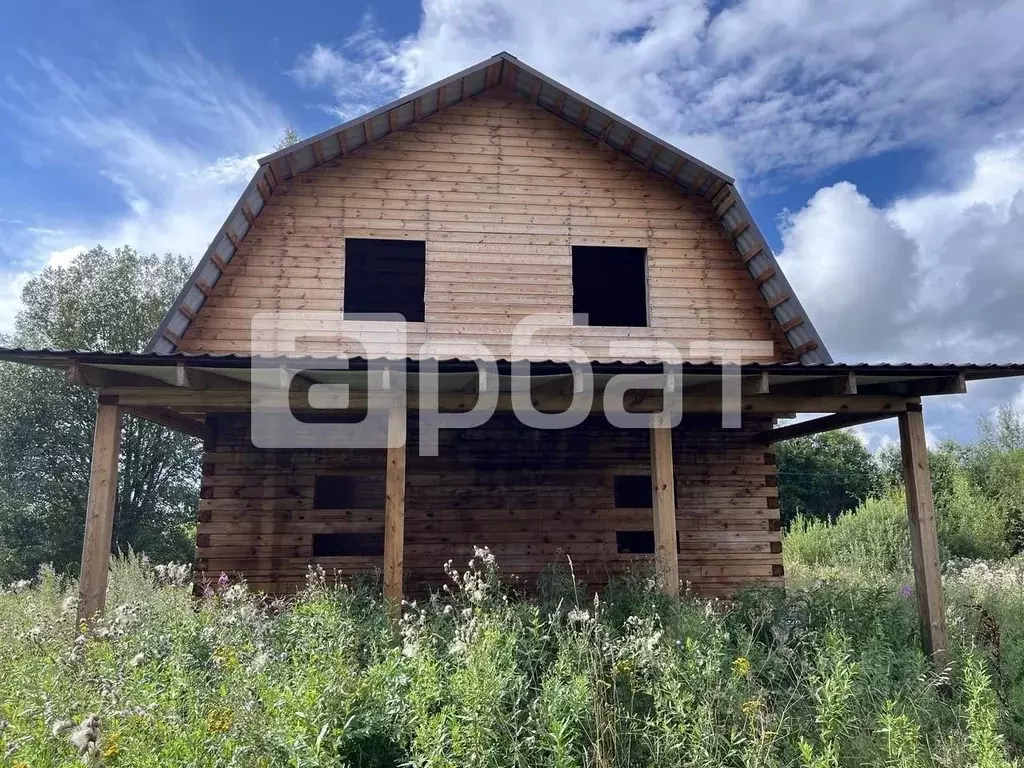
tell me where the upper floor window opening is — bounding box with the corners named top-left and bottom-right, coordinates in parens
top-left (571, 246), bottom-right (648, 327)
top-left (343, 238), bottom-right (426, 322)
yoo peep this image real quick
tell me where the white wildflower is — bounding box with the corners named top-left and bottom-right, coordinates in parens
top-left (51, 718), bottom-right (74, 737)
top-left (68, 714), bottom-right (100, 762)
top-left (567, 608), bottom-right (592, 624)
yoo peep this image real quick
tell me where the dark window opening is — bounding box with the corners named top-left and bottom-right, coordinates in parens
top-left (314, 474), bottom-right (385, 509)
top-left (614, 474), bottom-right (653, 508)
top-left (616, 530), bottom-right (655, 554)
top-left (344, 238), bottom-right (426, 322)
top-left (312, 532), bottom-right (384, 557)
top-left (572, 246), bottom-right (647, 327)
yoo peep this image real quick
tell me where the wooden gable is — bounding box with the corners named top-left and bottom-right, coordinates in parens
top-left (177, 86), bottom-right (796, 363)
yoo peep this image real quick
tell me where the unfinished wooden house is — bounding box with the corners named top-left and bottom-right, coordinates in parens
top-left (4, 52), bottom-right (1023, 661)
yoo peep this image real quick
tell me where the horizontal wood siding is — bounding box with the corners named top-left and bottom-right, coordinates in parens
top-left (180, 87), bottom-right (789, 362)
top-left (196, 414), bottom-right (782, 596)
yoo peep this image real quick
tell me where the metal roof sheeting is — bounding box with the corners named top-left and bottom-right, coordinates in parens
top-left (4, 347), bottom-right (1023, 383)
top-left (148, 52), bottom-right (830, 362)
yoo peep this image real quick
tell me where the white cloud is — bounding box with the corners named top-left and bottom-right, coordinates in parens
top-left (776, 133), bottom-right (1024, 440)
top-left (291, 0), bottom-right (1024, 178)
top-left (0, 46), bottom-right (286, 333)
top-left (46, 245), bottom-right (88, 269)
top-left (779, 132), bottom-right (1024, 366)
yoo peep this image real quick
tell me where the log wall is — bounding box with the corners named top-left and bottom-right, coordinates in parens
top-left (179, 87), bottom-right (790, 363)
top-left (196, 413), bottom-right (783, 596)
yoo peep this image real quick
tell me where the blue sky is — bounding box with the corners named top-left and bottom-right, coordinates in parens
top-left (3, 0), bottom-right (1024, 449)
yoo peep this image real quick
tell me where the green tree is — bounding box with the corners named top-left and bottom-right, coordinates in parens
top-left (776, 430), bottom-right (881, 526)
top-left (275, 125), bottom-right (300, 150)
top-left (0, 246), bottom-right (200, 580)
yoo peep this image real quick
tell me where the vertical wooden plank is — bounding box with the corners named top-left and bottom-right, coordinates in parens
top-left (899, 403), bottom-right (950, 666)
top-left (383, 403), bottom-right (407, 615)
top-left (650, 412), bottom-right (679, 595)
top-left (77, 397), bottom-right (123, 625)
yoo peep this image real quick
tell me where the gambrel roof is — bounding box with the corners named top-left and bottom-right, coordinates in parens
top-left (148, 52), bottom-right (831, 364)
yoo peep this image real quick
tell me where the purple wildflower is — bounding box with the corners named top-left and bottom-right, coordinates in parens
top-left (218, 572), bottom-right (229, 590)
top-left (899, 584), bottom-right (913, 598)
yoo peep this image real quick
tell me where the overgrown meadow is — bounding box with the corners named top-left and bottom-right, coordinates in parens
top-left (2, 549), bottom-right (1022, 767)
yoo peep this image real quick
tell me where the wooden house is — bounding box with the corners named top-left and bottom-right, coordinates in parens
top-left (3, 52), bottom-right (1023, 663)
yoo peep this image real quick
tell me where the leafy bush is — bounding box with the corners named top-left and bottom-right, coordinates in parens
top-left (1, 552), bottom-right (1021, 767)
top-left (784, 494), bottom-right (911, 573)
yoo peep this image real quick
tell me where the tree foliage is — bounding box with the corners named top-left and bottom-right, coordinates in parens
top-left (776, 430), bottom-right (882, 527)
top-left (275, 125), bottom-right (300, 150)
top-left (0, 246), bottom-right (200, 580)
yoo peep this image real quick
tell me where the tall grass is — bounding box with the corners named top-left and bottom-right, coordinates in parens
top-left (0, 551), bottom-right (1021, 767)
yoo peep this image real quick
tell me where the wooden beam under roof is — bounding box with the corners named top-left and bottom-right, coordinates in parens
top-left (255, 177), bottom-right (271, 203)
top-left (757, 410), bottom-right (898, 443)
top-left (107, 386), bottom-right (918, 416)
top-left (576, 103), bottom-right (591, 128)
top-left (621, 130), bottom-right (638, 154)
top-left (729, 220), bottom-right (751, 239)
top-left (311, 140), bottom-right (326, 166)
top-left (500, 60), bottom-right (518, 86)
top-left (529, 76), bottom-right (542, 103)
top-left (124, 405), bottom-right (210, 440)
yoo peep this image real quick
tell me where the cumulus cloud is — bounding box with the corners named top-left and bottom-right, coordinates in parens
top-left (291, 0), bottom-right (1024, 179)
top-left (0, 45), bottom-right (286, 332)
top-left (778, 133), bottom-right (1024, 442)
top-left (780, 132), bottom-right (1024, 366)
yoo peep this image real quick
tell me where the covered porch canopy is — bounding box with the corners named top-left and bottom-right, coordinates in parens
top-left (4, 347), bottom-right (1024, 665)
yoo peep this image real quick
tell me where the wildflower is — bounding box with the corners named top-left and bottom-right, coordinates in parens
top-left (567, 608), bottom-right (592, 624)
top-left (732, 656), bottom-right (751, 678)
top-left (51, 718), bottom-right (74, 737)
top-left (218, 572), bottom-right (229, 590)
top-left (206, 708), bottom-right (233, 733)
top-left (102, 732), bottom-right (121, 759)
top-left (68, 715), bottom-right (100, 764)
top-left (60, 594), bottom-right (78, 619)
top-left (899, 584), bottom-right (913, 598)
top-left (741, 698), bottom-right (762, 717)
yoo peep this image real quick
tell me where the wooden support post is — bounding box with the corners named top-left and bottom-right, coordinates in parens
top-left (650, 412), bottom-right (679, 596)
top-left (383, 403), bottom-right (407, 617)
top-left (77, 398), bottom-right (123, 625)
top-left (898, 403), bottom-right (950, 667)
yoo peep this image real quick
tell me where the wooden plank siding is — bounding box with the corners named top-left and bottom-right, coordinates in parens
top-left (179, 87), bottom-right (792, 362)
top-left (196, 413), bottom-right (783, 597)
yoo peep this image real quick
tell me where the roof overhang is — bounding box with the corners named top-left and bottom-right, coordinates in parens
top-left (5, 348), bottom-right (1021, 402)
top-left (146, 51), bottom-right (832, 365)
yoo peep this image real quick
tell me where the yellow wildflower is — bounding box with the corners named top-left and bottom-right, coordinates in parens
top-left (212, 647), bottom-right (238, 670)
top-left (741, 698), bottom-right (762, 717)
top-left (102, 732), bottom-right (121, 759)
top-left (206, 708), bottom-right (233, 734)
top-left (732, 656), bottom-right (751, 678)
